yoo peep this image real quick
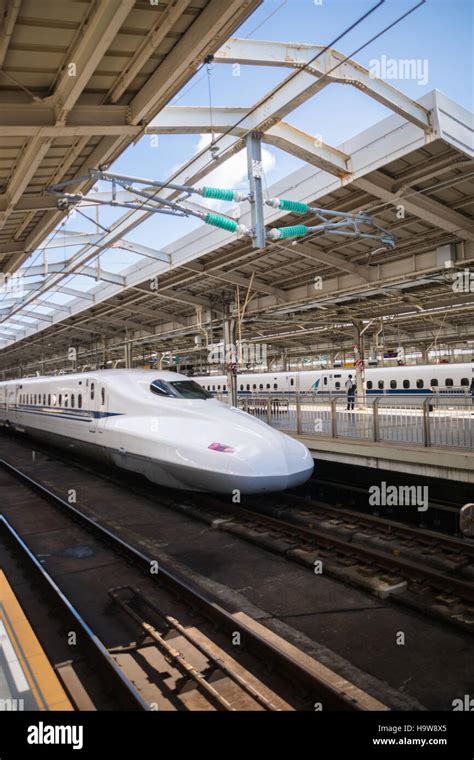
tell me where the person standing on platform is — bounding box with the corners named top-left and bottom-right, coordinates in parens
top-left (345, 374), bottom-right (356, 411)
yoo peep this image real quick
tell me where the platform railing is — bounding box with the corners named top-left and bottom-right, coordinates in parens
top-left (238, 393), bottom-right (474, 450)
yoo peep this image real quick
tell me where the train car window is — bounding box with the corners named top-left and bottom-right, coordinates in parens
top-left (390, 380), bottom-right (397, 389)
top-left (52, 394), bottom-right (57, 406)
top-left (259, 384), bottom-right (264, 390)
top-left (252, 384), bottom-right (257, 390)
top-left (223, 385), bottom-right (226, 392)
top-left (273, 383), bottom-right (278, 390)
top-left (240, 385), bottom-right (244, 391)
top-left (323, 377), bottom-right (328, 385)
top-left (59, 394), bottom-right (62, 406)
top-left (78, 394), bottom-right (82, 409)
top-left (403, 380), bottom-right (410, 389)
top-left (246, 384), bottom-right (250, 391)
top-left (461, 378), bottom-right (469, 386)
top-left (416, 379), bottom-right (424, 389)
top-left (335, 382), bottom-right (341, 389)
top-left (366, 381), bottom-right (373, 390)
top-left (101, 387), bottom-right (105, 405)
top-left (90, 383), bottom-right (95, 400)
top-left (266, 383), bottom-right (270, 389)
top-left (71, 394), bottom-right (75, 408)
top-left (43, 394), bottom-right (46, 405)
top-left (217, 385), bottom-right (221, 390)
top-left (446, 378), bottom-right (453, 387)
top-left (212, 385), bottom-right (216, 392)
top-left (431, 378), bottom-right (438, 387)
top-left (290, 378), bottom-right (294, 386)
top-left (150, 380), bottom-right (174, 397)
top-left (34, 394), bottom-right (37, 404)
top-left (48, 394), bottom-right (51, 405)
top-left (64, 394), bottom-right (68, 408)
top-left (167, 380), bottom-right (212, 399)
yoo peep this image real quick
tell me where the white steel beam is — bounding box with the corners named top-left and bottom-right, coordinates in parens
top-left (213, 39), bottom-right (432, 131)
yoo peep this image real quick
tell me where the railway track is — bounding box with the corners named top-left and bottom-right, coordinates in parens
top-left (0, 459), bottom-right (386, 711)
top-left (180, 491), bottom-right (474, 633)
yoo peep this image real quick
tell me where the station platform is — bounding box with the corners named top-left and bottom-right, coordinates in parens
top-left (241, 397), bottom-right (474, 483)
top-left (0, 570), bottom-right (72, 711)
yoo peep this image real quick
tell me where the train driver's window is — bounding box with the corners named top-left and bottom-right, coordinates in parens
top-left (367, 381), bottom-right (373, 390)
top-left (323, 377), bottom-right (327, 385)
top-left (446, 378), bottom-right (453, 387)
top-left (390, 380), bottom-right (397, 389)
top-left (403, 379), bottom-right (410, 389)
top-left (416, 379), bottom-right (424, 389)
top-left (430, 379), bottom-right (438, 387)
top-left (90, 383), bottom-right (95, 400)
top-left (78, 394), bottom-right (82, 409)
top-left (71, 394), bottom-right (75, 408)
top-left (461, 378), bottom-right (469, 386)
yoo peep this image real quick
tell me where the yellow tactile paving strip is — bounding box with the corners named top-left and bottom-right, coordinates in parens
top-left (0, 570), bottom-right (73, 711)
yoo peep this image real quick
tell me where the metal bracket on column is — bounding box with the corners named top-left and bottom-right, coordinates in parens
top-left (246, 132), bottom-right (266, 250)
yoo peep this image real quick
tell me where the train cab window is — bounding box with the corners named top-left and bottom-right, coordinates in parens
top-left (366, 381), bottom-right (373, 390)
top-left (273, 383), bottom-right (278, 390)
top-left (390, 380), bottom-right (397, 389)
top-left (461, 378), bottom-right (469, 386)
top-left (403, 379), bottom-right (410, 389)
top-left (78, 394), bottom-right (82, 409)
top-left (430, 378), bottom-right (438, 387)
top-left (90, 383), bottom-right (95, 401)
top-left (323, 377), bottom-right (328, 386)
top-left (71, 394), bottom-right (75, 408)
top-left (416, 379), bottom-right (424, 389)
top-left (446, 378), bottom-right (453, 387)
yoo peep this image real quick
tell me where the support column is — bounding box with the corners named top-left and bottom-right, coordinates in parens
top-left (246, 132), bottom-right (266, 250)
top-left (124, 341), bottom-right (132, 369)
top-left (352, 321), bottom-right (365, 406)
top-left (223, 304), bottom-right (237, 406)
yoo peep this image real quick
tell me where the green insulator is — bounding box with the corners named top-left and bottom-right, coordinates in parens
top-left (279, 199), bottom-right (310, 214)
top-left (277, 225), bottom-right (309, 238)
top-left (202, 186), bottom-right (236, 202)
top-left (204, 213), bottom-right (239, 232)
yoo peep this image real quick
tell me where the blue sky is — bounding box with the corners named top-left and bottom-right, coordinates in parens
top-left (11, 0), bottom-right (474, 316)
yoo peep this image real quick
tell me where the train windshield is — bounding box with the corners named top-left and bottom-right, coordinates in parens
top-left (150, 379), bottom-right (212, 399)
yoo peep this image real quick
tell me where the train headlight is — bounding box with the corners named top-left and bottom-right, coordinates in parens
top-left (208, 442), bottom-right (234, 453)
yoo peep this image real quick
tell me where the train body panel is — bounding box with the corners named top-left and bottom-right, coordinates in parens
top-left (0, 369), bottom-right (314, 493)
top-left (194, 363), bottom-right (474, 399)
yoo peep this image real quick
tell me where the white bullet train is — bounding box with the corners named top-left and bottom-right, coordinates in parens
top-left (0, 370), bottom-right (314, 493)
top-left (194, 362), bottom-right (474, 399)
